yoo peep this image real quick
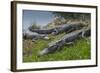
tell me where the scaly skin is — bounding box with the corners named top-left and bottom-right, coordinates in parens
top-left (38, 27), bottom-right (90, 56)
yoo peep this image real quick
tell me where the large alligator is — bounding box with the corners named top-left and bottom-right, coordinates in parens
top-left (38, 27), bottom-right (90, 56)
top-left (29, 28), bottom-right (54, 34)
top-left (52, 23), bottom-right (84, 35)
top-left (29, 23), bottom-right (84, 35)
top-left (23, 30), bottom-right (48, 41)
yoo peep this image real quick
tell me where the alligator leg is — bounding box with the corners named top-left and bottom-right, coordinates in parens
top-left (66, 42), bottom-right (74, 45)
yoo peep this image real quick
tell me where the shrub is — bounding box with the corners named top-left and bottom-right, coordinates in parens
top-left (28, 21), bottom-right (40, 30)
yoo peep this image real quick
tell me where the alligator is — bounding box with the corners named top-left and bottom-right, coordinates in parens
top-left (52, 23), bottom-right (84, 35)
top-left (29, 23), bottom-right (84, 35)
top-left (38, 27), bottom-right (90, 56)
top-left (29, 28), bottom-right (54, 34)
top-left (23, 30), bottom-right (48, 41)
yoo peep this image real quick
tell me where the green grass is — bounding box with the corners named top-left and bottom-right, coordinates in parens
top-left (23, 33), bottom-right (91, 62)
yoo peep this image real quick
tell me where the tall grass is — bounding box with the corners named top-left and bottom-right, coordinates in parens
top-left (23, 33), bottom-right (90, 62)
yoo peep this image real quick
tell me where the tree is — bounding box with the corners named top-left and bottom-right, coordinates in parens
top-left (28, 21), bottom-right (40, 30)
top-left (53, 12), bottom-right (91, 23)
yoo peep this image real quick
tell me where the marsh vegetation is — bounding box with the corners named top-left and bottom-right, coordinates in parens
top-left (23, 11), bottom-right (91, 62)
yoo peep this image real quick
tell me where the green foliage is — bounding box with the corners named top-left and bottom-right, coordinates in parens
top-left (23, 12), bottom-right (91, 62)
top-left (23, 33), bottom-right (90, 62)
top-left (53, 12), bottom-right (91, 22)
top-left (29, 21), bottom-right (40, 30)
